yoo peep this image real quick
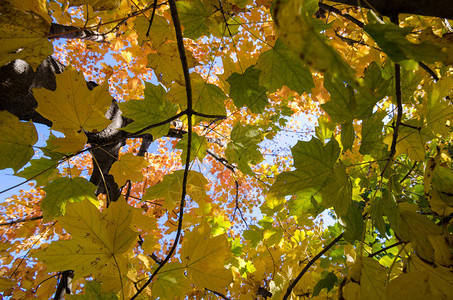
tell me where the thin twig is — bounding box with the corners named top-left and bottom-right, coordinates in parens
top-left (206, 288), bottom-right (231, 300)
top-left (0, 215), bottom-right (43, 226)
top-left (282, 233), bottom-right (344, 300)
top-left (399, 162), bottom-right (417, 183)
top-left (368, 241), bottom-right (404, 257)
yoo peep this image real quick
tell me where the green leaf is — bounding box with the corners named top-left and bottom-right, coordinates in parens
top-left (312, 272), bottom-right (337, 296)
top-left (225, 123), bottom-right (264, 175)
top-left (384, 120), bottom-right (427, 162)
top-left (16, 158), bottom-right (59, 187)
top-left (243, 225), bottom-right (264, 248)
top-left (176, 0), bottom-right (212, 39)
top-left (342, 201), bottom-right (364, 243)
top-left (144, 170), bottom-right (208, 210)
top-left (287, 190), bottom-right (324, 219)
top-left (360, 258), bottom-right (386, 300)
top-left (119, 83), bottom-right (178, 138)
top-left (67, 281), bottom-right (118, 300)
top-left (360, 111), bottom-right (388, 158)
top-left (168, 73), bottom-right (227, 120)
top-left (392, 203), bottom-right (442, 262)
top-left (432, 166), bottom-right (453, 206)
top-left (424, 77), bottom-right (453, 138)
top-left (321, 163), bottom-right (352, 217)
top-left (321, 77), bottom-right (356, 123)
top-left (175, 132), bottom-right (208, 165)
top-left (41, 177), bottom-right (98, 220)
top-left (0, 111), bottom-right (38, 172)
top-left (255, 39), bottom-right (314, 95)
top-left (227, 66), bottom-right (269, 113)
top-left (273, 0), bottom-right (358, 86)
top-left (271, 138), bottom-right (340, 196)
top-left (341, 122), bottom-right (354, 151)
top-left (152, 263), bottom-right (189, 299)
top-left (364, 23), bottom-right (446, 63)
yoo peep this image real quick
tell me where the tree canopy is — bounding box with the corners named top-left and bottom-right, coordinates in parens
top-left (1, 0), bottom-right (453, 299)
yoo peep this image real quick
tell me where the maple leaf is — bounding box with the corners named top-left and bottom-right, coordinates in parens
top-left (225, 123), bottom-right (263, 175)
top-left (0, 111), bottom-right (37, 172)
top-left (119, 82), bottom-right (178, 138)
top-left (152, 263), bottom-right (189, 299)
top-left (181, 223), bottom-right (233, 291)
top-left (134, 15), bottom-right (175, 46)
top-left (147, 42), bottom-right (199, 85)
top-left (109, 153), bottom-right (148, 186)
top-left (255, 39), bottom-right (314, 95)
top-left (175, 132), bottom-right (208, 164)
top-left (41, 177), bottom-right (98, 220)
top-left (34, 67), bottom-right (112, 133)
top-left (271, 138), bottom-right (340, 196)
top-left (16, 157), bottom-right (59, 187)
top-left (167, 73), bottom-right (227, 119)
top-left (227, 66), bottom-right (269, 113)
top-left (0, 1), bottom-right (53, 69)
top-left (144, 170), bottom-right (208, 210)
top-left (34, 199), bottom-right (137, 280)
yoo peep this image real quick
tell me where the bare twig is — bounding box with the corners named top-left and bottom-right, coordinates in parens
top-left (282, 233), bottom-right (343, 300)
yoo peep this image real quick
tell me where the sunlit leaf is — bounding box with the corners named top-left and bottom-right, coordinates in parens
top-left (181, 223), bottom-right (233, 291)
top-left (119, 82), bottom-right (178, 138)
top-left (41, 177), bottom-right (98, 220)
top-left (34, 67), bottom-right (112, 133)
top-left (0, 111), bottom-right (37, 172)
top-left (34, 199), bottom-right (137, 279)
top-left (175, 132), bottom-right (208, 165)
top-left (255, 39), bottom-right (314, 95)
top-left (109, 153), bottom-right (148, 186)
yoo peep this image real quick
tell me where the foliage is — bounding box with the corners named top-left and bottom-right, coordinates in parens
top-left (0, 0), bottom-right (453, 299)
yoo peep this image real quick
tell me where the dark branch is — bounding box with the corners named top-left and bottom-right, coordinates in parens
top-left (130, 0), bottom-right (194, 297)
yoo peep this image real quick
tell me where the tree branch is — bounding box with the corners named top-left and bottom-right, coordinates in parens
top-left (130, 0), bottom-right (193, 297)
top-left (282, 233), bottom-right (344, 300)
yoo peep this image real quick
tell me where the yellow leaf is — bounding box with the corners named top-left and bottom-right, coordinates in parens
top-left (147, 42), bottom-right (199, 85)
top-left (0, 111), bottom-right (37, 172)
top-left (34, 199), bottom-right (137, 280)
top-left (134, 15), bottom-right (174, 46)
top-left (0, 2), bottom-right (53, 69)
top-left (387, 271), bottom-right (432, 300)
top-left (49, 130), bottom-right (87, 154)
top-left (0, 278), bottom-right (15, 292)
top-left (34, 67), bottom-right (112, 133)
top-left (181, 222), bottom-right (233, 291)
top-left (109, 153), bottom-right (148, 186)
